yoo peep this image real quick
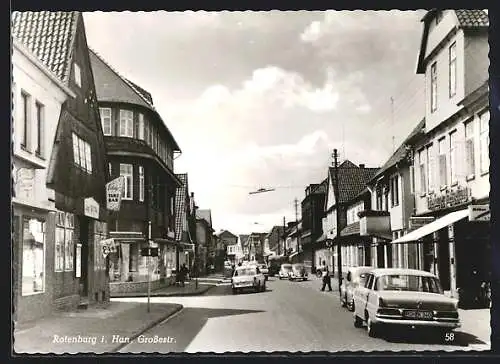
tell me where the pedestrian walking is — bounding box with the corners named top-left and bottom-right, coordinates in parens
top-left (320, 260), bottom-right (332, 292)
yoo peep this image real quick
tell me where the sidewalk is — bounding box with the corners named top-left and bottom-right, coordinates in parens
top-left (111, 280), bottom-right (215, 298)
top-left (13, 301), bottom-right (182, 354)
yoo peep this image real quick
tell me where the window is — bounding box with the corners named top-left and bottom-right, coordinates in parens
top-left (129, 244), bottom-right (138, 272)
top-left (74, 63), bottom-right (81, 87)
top-left (426, 144), bottom-right (435, 192)
top-left (418, 149), bottom-right (427, 194)
top-left (409, 165), bottom-right (415, 194)
top-left (94, 221), bottom-right (107, 271)
top-left (480, 111), bottom-right (490, 173)
top-left (139, 166), bottom-right (145, 202)
top-left (108, 162), bottom-right (112, 176)
top-left (449, 131), bottom-right (458, 184)
top-left (430, 62), bottom-right (437, 113)
top-left (390, 175), bottom-right (399, 207)
top-left (55, 211), bottom-right (74, 273)
top-left (449, 42), bottom-right (457, 98)
top-left (438, 137), bottom-right (447, 187)
top-left (20, 91), bottom-right (29, 149)
top-left (376, 185), bottom-right (383, 210)
top-left (22, 217), bottom-right (46, 295)
top-left (138, 113), bottom-right (145, 140)
top-left (465, 119), bottom-right (475, 177)
top-left (119, 110), bottom-right (134, 137)
top-left (145, 120), bottom-right (151, 146)
top-left (120, 164), bottom-right (133, 200)
top-left (72, 133), bottom-right (92, 173)
top-left (99, 108), bottom-right (112, 136)
top-left (35, 102), bottom-right (44, 157)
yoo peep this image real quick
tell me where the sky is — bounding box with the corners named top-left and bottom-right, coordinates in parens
top-left (83, 10), bottom-right (427, 235)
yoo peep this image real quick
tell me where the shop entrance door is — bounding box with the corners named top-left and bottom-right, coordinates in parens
top-left (437, 229), bottom-right (451, 290)
top-left (79, 217), bottom-right (89, 297)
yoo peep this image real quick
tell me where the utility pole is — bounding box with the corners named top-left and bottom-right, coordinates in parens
top-left (333, 149), bottom-right (343, 295)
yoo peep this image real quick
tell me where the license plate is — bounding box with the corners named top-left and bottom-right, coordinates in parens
top-left (403, 310), bottom-right (433, 319)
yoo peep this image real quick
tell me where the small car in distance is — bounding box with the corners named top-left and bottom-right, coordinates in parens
top-left (278, 264), bottom-right (293, 279)
top-left (340, 266), bottom-right (373, 311)
top-left (289, 263), bottom-right (308, 281)
top-left (231, 266), bottom-right (266, 294)
top-left (353, 268), bottom-right (460, 338)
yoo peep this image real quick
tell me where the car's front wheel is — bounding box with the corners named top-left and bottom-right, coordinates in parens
top-left (367, 316), bottom-right (383, 338)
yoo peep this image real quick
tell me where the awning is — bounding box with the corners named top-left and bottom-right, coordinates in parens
top-left (392, 209), bottom-right (469, 244)
top-left (340, 221), bottom-right (360, 237)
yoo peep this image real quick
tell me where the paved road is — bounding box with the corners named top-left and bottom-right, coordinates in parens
top-left (115, 277), bottom-right (488, 353)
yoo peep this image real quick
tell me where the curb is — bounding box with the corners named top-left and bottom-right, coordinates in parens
top-left (110, 304), bottom-right (183, 353)
top-left (111, 285), bottom-right (214, 299)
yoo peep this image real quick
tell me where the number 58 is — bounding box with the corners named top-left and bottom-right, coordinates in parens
top-left (445, 332), bottom-right (455, 342)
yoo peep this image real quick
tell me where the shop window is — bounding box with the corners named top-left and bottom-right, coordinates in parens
top-left (55, 211), bottom-right (74, 272)
top-left (22, 217), bottom-right (45, 295)
top-left (129, 244), bottom-right (138, 272)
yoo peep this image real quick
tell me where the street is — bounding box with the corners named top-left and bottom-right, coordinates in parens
top-left (115, 277), bottom-right (488, 353)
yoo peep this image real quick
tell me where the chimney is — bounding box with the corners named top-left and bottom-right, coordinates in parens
top-left (359, 164), bottom-right (365, 169)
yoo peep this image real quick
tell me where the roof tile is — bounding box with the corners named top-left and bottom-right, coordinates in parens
top-left (329, 161), bottom-right (379, 204)
top-left (455, 9), bottom-right (489, 28)
top-left (11, 11), bottom-right (77, 84)
top-left (174, 174), bottom-right (188, 242)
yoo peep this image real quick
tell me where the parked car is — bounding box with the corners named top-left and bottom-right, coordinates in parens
top-left (340, 266), bottom-right (373, 311)
top-left (278, 264), bottom-right (293, 279)
top-left (353, 268), bottom-right (460, 338)
top-left (258, 263), bottom-right (269, 280)
top-left (289, 263), bottom-right (308, 281)
top-left (231, 266), bottom-right (266, 294)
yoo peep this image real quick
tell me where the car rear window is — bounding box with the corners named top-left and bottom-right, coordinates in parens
top-left (234, 268), bottom-right (257, 276)
top-left (375, 274), bottom-right (443, 293)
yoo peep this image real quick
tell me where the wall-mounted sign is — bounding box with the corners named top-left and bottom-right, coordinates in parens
top-left (75, 243), bottom-right (82, 278)
top-left (84, 197), bottom-right (100, 219)
top-left (106, 176), bottom-right (125, 211)
top-left (427, 186), bottom-right (471, 211)
top-left (100, 238), bottom-right (116, 258)
top-left (14, 167), bottom-right (35, 199)
top-left (468, 204), bottom-right (490, 221)
top-left (409, 217), bottom-right (435, 231)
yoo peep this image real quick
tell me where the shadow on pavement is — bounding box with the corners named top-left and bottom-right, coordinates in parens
top-left (380, 327), bottom-right (487, 347)
top-left (120, 307), bottom-right (265, 353)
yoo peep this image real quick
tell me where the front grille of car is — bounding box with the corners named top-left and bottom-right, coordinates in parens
top-left (433, 311), bottom-right (459, 320)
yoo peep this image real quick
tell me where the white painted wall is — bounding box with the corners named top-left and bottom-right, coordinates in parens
top-left (12, 42), bottom-right (72, 211)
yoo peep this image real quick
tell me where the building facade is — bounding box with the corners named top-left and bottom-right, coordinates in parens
top-left (301, 182), bottom-right (327, 272)
top-left (195, 209), bottom-right (213, 276)
top-left (174, 174), bottom-right (195, 272)
top-left (392, 10), bottom-right (490, 307)
top-left (89, 49), bottom-right (182, 285)
top-left (12, 11), bottom-right (112, 320)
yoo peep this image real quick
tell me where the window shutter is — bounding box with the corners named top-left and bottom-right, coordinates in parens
top-left (466, 139), bottom-right (475, 175)
top-left (409, 166), bottom-right (415, 194)
top-left (439, 154), bottom-right (447, 186)
top-left (428, 146), bottom-right (436, 191)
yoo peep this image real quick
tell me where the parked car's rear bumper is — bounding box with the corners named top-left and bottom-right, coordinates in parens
top-left (373, 315), bottom-right (461, 328)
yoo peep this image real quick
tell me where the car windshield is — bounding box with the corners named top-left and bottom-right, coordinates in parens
top-left (234, 268), bottom-right (257, 276)
top-left (281, 265), bottom-right (292, 271)
top-left (375, 274), bottom-right (443, 293)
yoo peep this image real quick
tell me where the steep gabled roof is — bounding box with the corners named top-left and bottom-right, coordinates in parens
top-left (328, 161), bottom-right (379, 204)
top-left (417, 10), bottom-right (488, 74)
top-left (370, 118), bottom-right (426, 182)
top-left (11, 11), bottom-right (79, 85)
top-left (88, 48), bottom-right (181, 152)
top-left (174, 173), bottom-right (188, 242)
top-left (196, 209), bottom-right (212, 226)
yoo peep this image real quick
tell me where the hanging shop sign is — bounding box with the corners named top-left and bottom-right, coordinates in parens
top-left (106, 176), bottom-right (125, 211)
top-left (100, 238), bottom-right (117, 258)
top-left (468, 204), bottom-right (490, 221)
top-left (84, 197), bottom-right (100, 219)
top-left (427, 186), bottom-right (471, 211)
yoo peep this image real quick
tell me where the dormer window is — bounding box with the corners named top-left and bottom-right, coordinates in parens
top-left (73, 63), bottom-right (81, 88)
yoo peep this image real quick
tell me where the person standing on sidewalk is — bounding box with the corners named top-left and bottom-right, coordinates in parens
top-left (320, 260), bottom-right (332, 291)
